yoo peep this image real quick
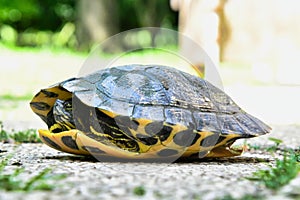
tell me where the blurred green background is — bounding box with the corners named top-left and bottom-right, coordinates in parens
top-left (0, 0), bottom-right (177, 50)
top-left (0, 0), bottom-right (299, 127)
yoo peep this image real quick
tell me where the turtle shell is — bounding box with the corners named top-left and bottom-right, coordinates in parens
top-left (30, 64), bottom-right (271, 159)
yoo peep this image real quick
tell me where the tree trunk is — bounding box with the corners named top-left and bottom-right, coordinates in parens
top-left (76, 0), bottom-right (119, 50)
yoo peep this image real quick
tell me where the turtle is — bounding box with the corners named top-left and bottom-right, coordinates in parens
top-left (30, 64), bottom-right (271, 160)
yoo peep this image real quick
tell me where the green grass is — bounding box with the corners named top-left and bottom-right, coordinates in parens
top-left (0, 154), bottom-right (67, 191)
top-left (246, 137), bottom-right (300, 191)
top-left (0, 42), bottom-right (88, 57)
top-left (133, 186), bottom-right (146, 196)
top-left (0, 122), bottom-right (9, 142)
top-left (266, 137), bottom-right (283, 153)
top-left (220, 193), bottom-right (265, 200)
top-left (9, 129), bottom-right (41, 143)
top-left (247, 137), bottom-right (283, 153)
top-left (0, 93), bottom-right (33, 101)
top-left (247, 150), bottom-right (300, 190)
top-left (0, 122), bottom-right (41, 143)
top-left (0, 93), bottom-right (33, 110)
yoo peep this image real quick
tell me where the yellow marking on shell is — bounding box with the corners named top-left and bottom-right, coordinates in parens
top-left (174, 133), bottom-right (244, 158)
top-left (220, 133), bottom-right (241, 145)
top-left (128, 118), bottom-right (154, 136)
top-left (134, 118), bottom-right (153, 134)
top-left (145, 126), bottom-right (203, 157)
top-left (125, 121), bottom-right (188, 156)
top-left (86, 134), bottom-right (158, 159)
top-left (89, 126), bottom-right (104, 137)
top-left (65, 121), bottom-right (76, 129)
top-left (100, 109), bottom-right (118, 118)
top-left (76, 118), bottom-right (85, 128)
top-left (76, 132), bottom-right (148, 158)
top-left (176, 134), bottom-right (216, 157)
top-left (89, 125), bottom-right (150, 153)
top-left (38, 129), bottom-right (90, 155)
top-left (49, 121), bottom-right (74, 132)
top-left (122, 128), bottom-right (156, 153)
top-left (49, 124), bottom-right (62, 133)
top-left (160, 124), bottom-right (189, 149)
top-left (121, 120), bottom-right (158, 154)
top-left (117, 118), bottom-right (168, 153)
top-left (178, 132), bottom-right (210, 157)
top-left (30, 87), bottom-right (71, 118)
top-left (89, 126), bottom-right (131, 142)
top-left (90, 126), bottom-right (134, 144)
top-left (57, 114), bottom-right (75, 129)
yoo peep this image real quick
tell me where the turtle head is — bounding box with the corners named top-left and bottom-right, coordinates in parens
top-left (50, 99), bottom-right (75, 132)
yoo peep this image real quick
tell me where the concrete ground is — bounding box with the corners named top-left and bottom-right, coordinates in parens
top-left (0, 124), bottom-right (299, 200)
